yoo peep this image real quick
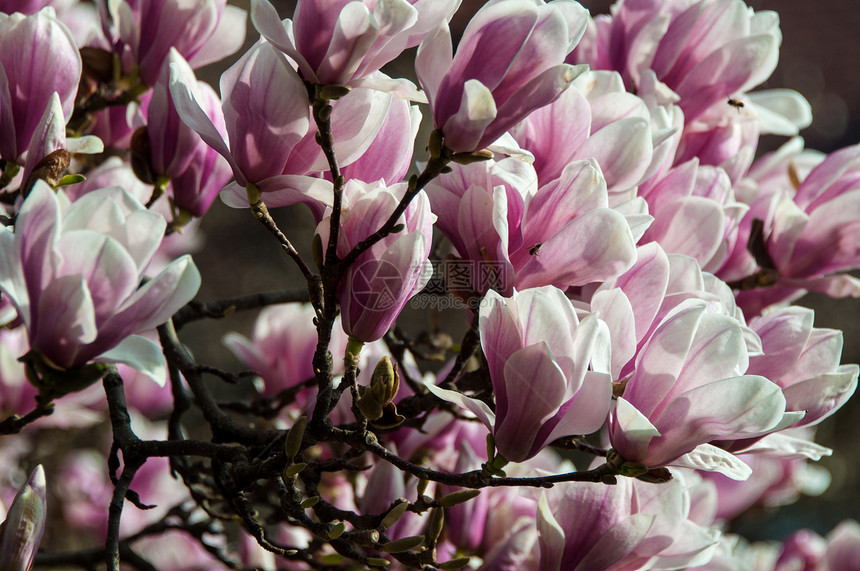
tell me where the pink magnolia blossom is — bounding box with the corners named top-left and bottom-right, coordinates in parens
top-left (702, 438), bottom-right (831, 522)
top-left (744, 307), bottom-right (858, 430)
top-left (639, 160), bottom-right (748, 273)
top-left (0, 181), bottom-right (200, 386)
top-left (168, 47), bottom-right (334, 211)
top-left (426, 157), bottom-right (639, 296)
top-left (726, 143), bottom-right (860, 314)
top-left (0, 8), bottom-right (81, 163)
top-left (428, 286), bottom-right (613, 462)
top-left (316, 180), bottom-right (434, 342)
top-left (17, 92), bottom-right (102, 196)
top-left (571, 0), bottom-right (780, 124)
top-left (146, 53), bottom-right (232, 217)
top-left (509, 69), bottom-right (670, 202)
top-left (415, 0), bottom-right (589, 152)
top-left (537, 468), bottom-right (719, 571)
top-left (99, 0), bottom-right (246, 86)
top-left (251, 0), bottom-right (459, 90)
top-left (609, 299), bottom-right (791, 479)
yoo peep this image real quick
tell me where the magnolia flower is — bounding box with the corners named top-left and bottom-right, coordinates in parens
top-left (510, 70), bottom-right (668, 201)
top-left (428, 286), bottom-right (612, 462)
top-left (416, 0), bottom-right (589, 152)
top-left (250, 0), bottom-right (459, 91)
top-left (143, 56), bottom-right (232, 217)
top-left (0, 8), bottom-right (81, 163)
top-left (168, 47), bottom-right (335, 212)
top-left (99, 0), bottom-right (246, 86)
top-left (0, 181), bottom-right (200, 387)
top-left (608, 299), bottom-right (793, 479)
top-left (316, 180), bottom-right (434, 343)
top-left (537, 469), bottom-right (719, 571)
top-left (426, 157), bottom-right (639, 296)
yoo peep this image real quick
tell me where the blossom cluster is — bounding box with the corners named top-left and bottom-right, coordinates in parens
top-left (0, 0), bottom-right (858, 569)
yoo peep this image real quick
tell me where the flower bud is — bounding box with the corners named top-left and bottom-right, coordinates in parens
top-left (0, 466), bottom-right (46, 571)
top-left (380, 535), bottom-right (425, 553)
top-left (357, 356), bottom-right (401, 424)
top-left (437, 489), bottom-right (481, 508)
top-left (380, 500), bottom-right (409, 530)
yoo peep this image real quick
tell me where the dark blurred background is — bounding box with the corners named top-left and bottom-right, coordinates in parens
top-left (188, 0), bottom-right (860, 542)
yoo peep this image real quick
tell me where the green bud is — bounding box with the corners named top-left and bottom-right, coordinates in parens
top-left (319, 84), bottom-right (352, 100)
top-left (450, 149), bottom-right (494, 165)
top-left (437, 489), bottom-right (480, 507)
top-left (300, 496), bottom-right (319, 509)
top-left (282, 462), bottom-right (306, 480)
top-left (416, 478), bottom-right (429, 497)
top-left (428, 129), bottom-right (444, 159)
top-left (317, 103), bottom-right (332, 122)
top-left (366, 557), bottom-right (390, 567)
top-left (380, 500), bottom-right (409, 529)
top-left (284, 416), bottom-right (307, 459)
top-left (426, 508), bottom-right (444, 543)
top-left (436, 557), bottom-right (473, 570)
top-left (327, 521), bottom-right (346, 539)
top-left (357, 356), bottom-right (399, 421)
top-left (311, 233), bottom-right (324, 268)
top-left (380, 535), bottom-right (424, 553)
top-left (619, 462), bottom-right (649, 478)
top-left (370, 356), bottom-right (399, 404)
top-left (318, 554), bottom-right (347, 565)
top-left (56, 174), bottom-right (86, 188)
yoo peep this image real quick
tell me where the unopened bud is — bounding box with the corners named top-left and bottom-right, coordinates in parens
top-left (367, 557), bottom-right (390, 567)
top-left (0, 466), bottom-right (46, 571)
top-left (300, 496), bottom-right (319, 509)
top-left (380, 500), bottom-right (409, 529)
top-left (357, 356), bottom-right (399, 421)
top-left (56, 174), bottom-right (86, 188)
top-left (437, 489), bottom-right (480, 507)
top-left (381, 535), bottom-right (424, 553)
top-left (437, 557), bottom-right (472, 570)
top-left (283, 463), bottom-right (306, 480)
top-left (426, 508), bottom-right (444, 544)
top-left (416, 478), bottom-right (429, 497)
top-left (284, 416), bottom-right (307, 459)
top-left (23, 149), bottom-right (72, 197)
top-left (428, 129), bottom-right (444, 159)
top-left (450, 149), bottom-right (494, 165)
top-left (327, 521), bottom-right (346, 539)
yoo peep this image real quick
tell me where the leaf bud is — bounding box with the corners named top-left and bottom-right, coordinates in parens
top-left (436, 557), bottom-right (473, 570)
top-left (380, 535), bottom-right (424, 553)
top-left (283, 463), bottom-right (306, 480)
top-left (437, 489), bottom-right (480, 507)
top-left (284, 416), bottom-right (307, 459)
top-left (380, 500), bottom-right (409, 529)
top-left (327, 521), bottom-right (346, 539)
